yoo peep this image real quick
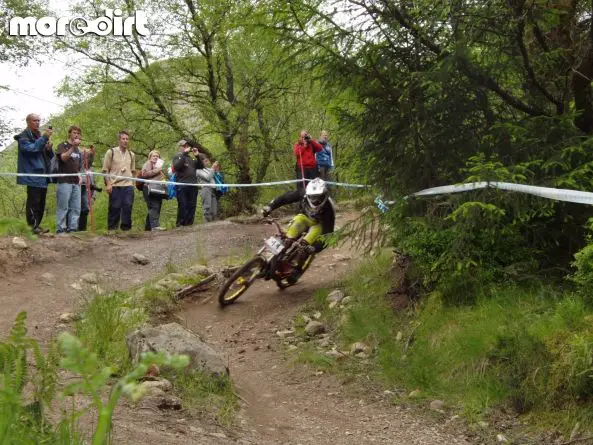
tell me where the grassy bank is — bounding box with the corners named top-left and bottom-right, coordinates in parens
top-left (0, 264), bottom-right (239, 444)
top-left (298, 252), bottom-right (593, 439)
top-left (72, 268), bottom-right (239, 425)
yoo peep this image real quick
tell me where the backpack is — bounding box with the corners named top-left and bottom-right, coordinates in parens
top-left (48, 152), bottom-right (59, 183)
top-left (135, 171), bottom-right (144, 192)
top-left (214, 171), bottom-right (228, 197)
top-left (167, 173), bottom-right (177, 200)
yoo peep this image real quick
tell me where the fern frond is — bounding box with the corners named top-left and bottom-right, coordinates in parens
top-left (9, 312), bottom-right (28, 345)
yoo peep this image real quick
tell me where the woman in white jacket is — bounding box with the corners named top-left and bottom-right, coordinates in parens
top-left (196, 155), bottom-right (220, 222)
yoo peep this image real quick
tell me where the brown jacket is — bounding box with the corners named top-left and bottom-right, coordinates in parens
top-left (141, 160), bottom-right (165, 180)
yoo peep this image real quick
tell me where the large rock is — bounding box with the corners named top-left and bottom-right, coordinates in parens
top-left (350, 341), bottom-right (372, 355)
top-left (327, 290), bottom-right (345, 303)
top-left (154, 276), bottom-right (183, 291)
top-left (187, 264), bottom-right (212, 276)
top-left (80, 272), bottom-right (98, 284)
top-left (430, 400), bottom-right (445, 412)
top-left (59, 312), bottom-right (80, 323)
top-left (126, 323), bottom-right (228, 377)
top-left (132, 253), bottom-right (150, 265)
top-left (305, 321), bottom-right (326, 336)
top-left (139, 378), bottom-right (172, 394)
top-left (12, 237), bottom-right (28, 249)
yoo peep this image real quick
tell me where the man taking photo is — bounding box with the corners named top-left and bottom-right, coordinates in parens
top-left (15, 113), bottom-right (54, 234)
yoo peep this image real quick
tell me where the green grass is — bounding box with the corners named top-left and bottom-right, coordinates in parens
top-left (70, 264), bottom-right (242, 426)
top-left (140, 286), bottom-right (176, 315)
top-left (176, 274), bottom-right (208, 286)
top-left (302, 252), bottom-right (593, 438)
top-left (75, 291), bottom-right (147, 373)
top-left (291, 343), bottom-right (337, 371)
top-left (164, 370), bottom-right (238, 427)
top-left (0, 218), bottom-right (36, 238)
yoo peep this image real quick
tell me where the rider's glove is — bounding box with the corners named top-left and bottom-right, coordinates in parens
top-left (262, 205), bottom-right (272, 217)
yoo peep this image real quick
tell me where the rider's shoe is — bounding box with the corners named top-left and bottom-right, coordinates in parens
top-left (302, 243), bottom-right (316, 256)
top-left (286, 268), bottom-right (301, 285)
top-left (262, 205), bottom-right (272, 217)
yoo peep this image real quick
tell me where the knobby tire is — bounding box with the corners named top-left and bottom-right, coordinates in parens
top-left (218, 257), bottom-right (265, 307)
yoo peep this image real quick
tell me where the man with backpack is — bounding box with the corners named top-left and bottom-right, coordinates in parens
top-left (102, 131), bottom-right (136, 231)
top-left (55, 126), bottom-right (83, 233)
top-left (15, 113), bottom-right (54, 234)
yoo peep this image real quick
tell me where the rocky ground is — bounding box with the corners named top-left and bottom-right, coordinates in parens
top-left (0, 215), bottom-right (478, 444)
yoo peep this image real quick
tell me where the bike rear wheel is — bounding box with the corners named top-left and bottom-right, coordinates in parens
top-left (218, 257), bottom-right (265, 306)
top-left (273, 253), bottom-right (315, 290)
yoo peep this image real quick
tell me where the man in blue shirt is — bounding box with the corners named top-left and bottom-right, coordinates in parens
top-left (316, 130), bottom-right (334, 181)
top-left (15, 114), bottom-right (54, 234)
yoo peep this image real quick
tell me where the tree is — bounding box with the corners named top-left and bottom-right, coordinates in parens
top-left (54, 0), bottom-right (330, 210)
top-left (0, 0), bottom-right (46, 63)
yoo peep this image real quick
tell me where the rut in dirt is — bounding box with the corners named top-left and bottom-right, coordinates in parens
top-left (178, 246), bottom-right (473, 445)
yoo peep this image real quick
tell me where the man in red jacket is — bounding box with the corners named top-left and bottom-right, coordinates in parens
top-left (294, 130), bottom-right (322, 191)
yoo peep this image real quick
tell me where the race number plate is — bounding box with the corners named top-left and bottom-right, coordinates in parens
top-left (265, 236), bottom-right (285, 256)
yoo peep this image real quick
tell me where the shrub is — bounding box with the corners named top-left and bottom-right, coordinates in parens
top-left (571, 241), bottom-right (593, 306)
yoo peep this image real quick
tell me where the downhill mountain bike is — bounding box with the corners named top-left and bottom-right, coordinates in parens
top-left (218, 218), bottom-right (314, 306)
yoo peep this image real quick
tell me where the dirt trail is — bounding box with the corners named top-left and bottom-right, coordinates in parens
top-left (0, 216), bottom-right (474, 445)
top-left (0, 221), bottom-right (270, 339)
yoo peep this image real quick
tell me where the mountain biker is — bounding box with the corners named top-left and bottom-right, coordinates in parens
top-left (262, 178), bottom-right (335, 279)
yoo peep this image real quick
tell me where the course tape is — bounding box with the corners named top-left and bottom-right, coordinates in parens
top-left (376, 181), bottom-right (593, 212)
top-left (0, 172), bottom-right (368, 189)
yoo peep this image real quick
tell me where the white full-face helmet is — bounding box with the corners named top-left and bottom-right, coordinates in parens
top-left (304, 178), bottom-right (329, 215)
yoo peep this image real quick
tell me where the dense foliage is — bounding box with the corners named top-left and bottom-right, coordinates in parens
top-left (268, 0), bottom-right (593, 298)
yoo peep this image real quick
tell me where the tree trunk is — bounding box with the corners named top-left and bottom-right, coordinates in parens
top-left (573, 51), bottom-right (593, 134)
top-left (229, 116), bottom-right (255, 213)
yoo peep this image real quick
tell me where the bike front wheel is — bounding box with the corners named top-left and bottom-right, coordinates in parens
top-left (218, 257), bottom-right (266, 307)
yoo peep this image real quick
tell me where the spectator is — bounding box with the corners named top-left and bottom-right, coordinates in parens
top-left (15, 113), bottom-right (54, 234)
top-left (141, 150), bottom-right (167, 231)
top-left (196, 155), bottom-right (220, 222)
top-left (213, 162), bottom-right (228, 209)
top-left (55, 126), bottom-right (83, 233)
top-left (294, 129), bottom-right (322, 191)
top-left (172, 140), bottom-right (203, 226)
top-left (102, 131), bottom-right (136, 231)
top-left (316, 130), bottom-right (334, 181)
top-left (78, 145), bottom-right (96, 231)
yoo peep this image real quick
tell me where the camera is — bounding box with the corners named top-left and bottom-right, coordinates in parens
top-left (90, 184), bottom-right (103, 193)
top-left (48, 125), bottom-right (52, 130)
top-left (304, 134), bottom-right (311, 141)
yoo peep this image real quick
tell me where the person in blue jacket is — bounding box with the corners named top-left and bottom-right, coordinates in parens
top-left (316, 130), bottom-right (334, 181)
top-left (15, 114), bottom-right (54, 234)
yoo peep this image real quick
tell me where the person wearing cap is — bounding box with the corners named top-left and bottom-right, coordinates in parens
top-left (171, 139), bottom-right (203, 226)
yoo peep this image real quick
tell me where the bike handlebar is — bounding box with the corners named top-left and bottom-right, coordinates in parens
top-left (262, 217), bottom-right (283, 235)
